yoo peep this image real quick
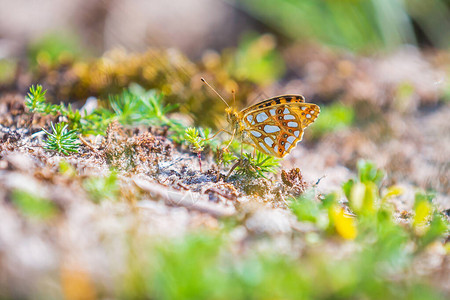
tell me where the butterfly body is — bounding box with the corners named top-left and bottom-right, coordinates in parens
top-left (226, 95), bottom-right (320, 158)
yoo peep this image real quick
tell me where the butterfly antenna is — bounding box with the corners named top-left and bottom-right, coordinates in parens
top-left (201, 77), bottom-right (230, 108)
top-left (231, 89), bottom-right (236, 108)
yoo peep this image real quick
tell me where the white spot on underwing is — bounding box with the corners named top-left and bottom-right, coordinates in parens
top-left (283, 108), bottom-right (290, 114)
top-left (306, 114), bottom-right (311, 119)
top-left (264, 125), bottom-right (280, 133)
top-left (294, 130), bottom-right (300, 137)
top-left (301, 107), bottom-right (306, 111)
top-left (284, 115), bottom-right (295, 120)
top-left (287, 122), bottom-right (298, 128)
top-left (274, 145), bottom-right (278, 153)
top-left (287, 136), bottom-right (295, 144)
top-left (269, 109), bottom-right (276, 116)
top-left (264, 137), bottom-right (274, 146)
top-left (310, 110), bottom-right (315, 114)
top-left (251, 131), bottom-right (262, 137)
top-left (256, 112), bottom-right (268, 122)
top-left (247, 115), bottom-right (253, 123)
top-left (285, 142), bottom-right (291, 149)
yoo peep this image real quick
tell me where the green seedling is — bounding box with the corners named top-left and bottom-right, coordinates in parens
top-left (25, 84), bottom-right (183, 135)
top-left (109, 85), bottom-right (178, 127)
top-left (42, 122), bottom-right (79, 155)
top-left (25, 84), bottom-right (49, 113)
top-left (184, 127), bottom-right (204, 171)
top-left (231, 151), bottom-right (280, 179)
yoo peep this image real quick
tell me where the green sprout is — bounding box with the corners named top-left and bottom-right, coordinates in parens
top-left (184, 125), bottom-right (280, 178)
top-left (109, 85), bottom-right (178, 127)
top-left (25, 84), bottom-right (46, 112)
top-left (24, 84), bottom-right (183, 136)
top-left (42, 122), bottom-right (79, 155)
top-left (184, 127), bottom-right (205, 171)
top-left (234, 151), bottom-right (280, 178)
top-left (25, 84), bottom-right (109, 134)
top-left (25, 84), bottom-right (52, 113)
top-left (129, 83), bottom-right (178, 124)
top-left (184, 127), bottom-right (205, 153)
top-left (214, 147), bottom-right (238, 167)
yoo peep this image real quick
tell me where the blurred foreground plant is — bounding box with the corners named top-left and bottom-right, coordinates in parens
top-left (83, 171), bottom-right (119, 203)
top-left (120, 208), bottom-right (447, 300)
top-left (290, 159), bottom-right (448, 247)
top-left (11, 190), bottom-right (59, 220)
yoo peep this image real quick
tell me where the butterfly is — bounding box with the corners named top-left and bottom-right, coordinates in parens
top-left (201, 79), bottom-right (320, 158)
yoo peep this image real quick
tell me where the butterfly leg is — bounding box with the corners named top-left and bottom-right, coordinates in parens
top-left (223, 128), bottom-right (236, 151)
top-left (201, 128), bottom-right (233, 142)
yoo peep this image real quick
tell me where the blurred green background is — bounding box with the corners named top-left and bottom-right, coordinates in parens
top-left (1, 0), bottom-right (448, 131)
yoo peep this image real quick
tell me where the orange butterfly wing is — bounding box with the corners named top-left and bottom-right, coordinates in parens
top-left (239, 96), bottom-right (319, 157)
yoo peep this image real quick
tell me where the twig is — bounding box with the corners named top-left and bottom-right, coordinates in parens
top-left (79, 135), bottom-right (98, 153)
top-left (204, 187), bottom-right (237, 201)
top-left (225, 159), bottom-right (242, 180)
top-left (133, 177), bottom-right (235, 218)
top-left (159, 157), bottom-right (184, 169)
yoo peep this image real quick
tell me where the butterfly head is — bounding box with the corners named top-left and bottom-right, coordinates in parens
top-left (225, 107), bottom-right (240, 127)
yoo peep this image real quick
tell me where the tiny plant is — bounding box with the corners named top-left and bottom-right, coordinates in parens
top-left (25, 84), bottom-right (48, 113)
top-left (184, 125), bottom-right (281, 178)
top-left (184, 127), bottom-right (204, 153)
top-left (109, 85), bottom-right (179, 127)
top-left (214, 147), bottom-right (238, 167)
top-left (184, 127), bottom-right (204, 171)
top-left (234, 151), bottom-right (280, 178)
top-left (42, 122), bottom-right (79, 155)
top-left (25, 84), bottom-right (182, 135)
top-left (25, 84), bottom-right (112, 134)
